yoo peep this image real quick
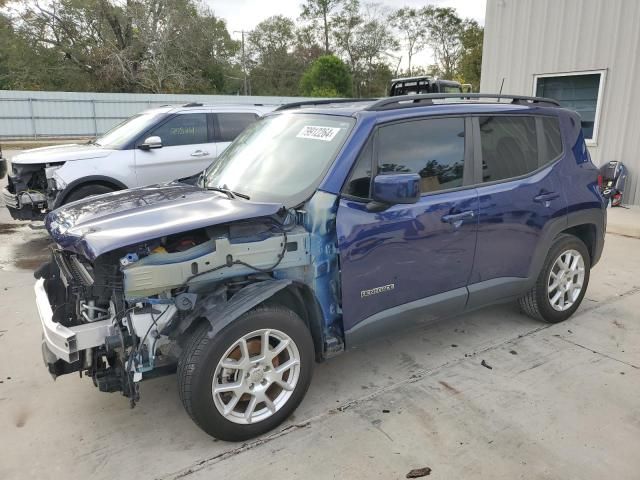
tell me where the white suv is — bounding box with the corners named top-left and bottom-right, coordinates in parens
top-left (2, 103), bottom-right (275, 220)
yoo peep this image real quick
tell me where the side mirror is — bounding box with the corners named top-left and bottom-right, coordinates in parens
top-left (369, 173), bottom-right (421, 211)
top-left (139, 136), bottom-right (162, 150)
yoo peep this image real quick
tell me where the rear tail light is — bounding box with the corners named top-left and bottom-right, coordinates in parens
top-left (597, 174), bottom-right (603, 189)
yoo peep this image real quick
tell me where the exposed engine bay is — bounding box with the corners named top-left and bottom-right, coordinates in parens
top-left (35, 205), bottom-right (335, 406)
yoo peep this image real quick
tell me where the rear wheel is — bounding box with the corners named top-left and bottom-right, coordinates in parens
top-left (64, 184), bottom-right (116, 204)
top-left (519, 234), bottom-right (590, 323)
top-left (177, 305), bottom-right (314, 441)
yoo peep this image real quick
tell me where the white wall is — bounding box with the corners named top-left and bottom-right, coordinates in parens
top-left (480, 0), bottom-right (640, 204)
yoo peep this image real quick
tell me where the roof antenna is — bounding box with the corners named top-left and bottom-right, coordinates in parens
top-left (498, 77), bottom-right (505, 101)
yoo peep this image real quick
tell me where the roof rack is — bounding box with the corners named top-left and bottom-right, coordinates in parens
top-left (365, 93), bottom-right (560, 111)
top-left (275, 98), bottom-right (377, 111)
top-left (182, 102), bottom-right (204, 107)
top-left (390, 75), bottom-right (434, 83)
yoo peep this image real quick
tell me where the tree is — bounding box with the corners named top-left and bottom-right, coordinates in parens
top-left (331, 0), bottom-right (362, 76)
top-left (332, 0), bottom-right (397, 97)
top-left (248, 15), bottom-right (296, 61)
top-left (458, 20), bottom-right (483, 91)
top-left (389, 7), bottom-right (427, 76)
top-left (247, 15), bottom-right (302, 95)
top-left (424, 6), bottom-right (464, 80)
top-left (0, 8), bottom-right (93, 90)
top-left (396, 64), bottom-right (441, 79)
top-left (129, 2), bottom-right (238, 93)
top-left (300, 55), bottom-right (352, 97)
top-left (3, 0), bottom-right (476, 97)
top-left (359, 62), bottom-right (393, 98)
top-left (19, 0), bottom-right (143, 91)
top-left (11, 0), bottom-right (238, 93)
top-left (300, 0), bottom-right (345, 54)
top-left (293, 24), bottom-right (324, 67)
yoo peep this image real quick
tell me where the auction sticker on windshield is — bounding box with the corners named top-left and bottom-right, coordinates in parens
top-left (296, 125), bottom-right (341, 142)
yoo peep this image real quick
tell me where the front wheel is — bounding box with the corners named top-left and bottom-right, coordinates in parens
top-left (519, 234), bottom-right (591, 323)
top-left (177, 305), bottom-right (314, 441)
top-left (64, 184), bottom-right (116, 204)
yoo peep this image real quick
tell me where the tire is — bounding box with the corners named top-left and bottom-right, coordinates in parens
top-left (177, 305), bottom-right (314, 441)
top-left (519, 234), bottom-right (591, 323)
top-left (64, 184), bottom-right (116, 204)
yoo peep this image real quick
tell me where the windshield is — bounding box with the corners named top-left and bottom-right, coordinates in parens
top-left (95, 112), bottom-right (164, 149)
top-left (203, 113), bottom-right (355, 206)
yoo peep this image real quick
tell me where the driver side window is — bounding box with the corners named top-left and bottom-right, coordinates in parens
top-left (377, 117), bottom-right (465, 194)
top-left (149, 114), bottom-right (208, 147)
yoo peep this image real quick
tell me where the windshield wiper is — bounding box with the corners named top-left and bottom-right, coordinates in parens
top-left (205, 185), bottom-right (250, 200)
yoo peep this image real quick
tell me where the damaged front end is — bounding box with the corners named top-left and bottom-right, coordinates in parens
top-left (34, 110), bottom-right (354, 420)
top-left (35, 192), bottom-right (340, 406)
top-left (3, 163), bottom-right (63, 221)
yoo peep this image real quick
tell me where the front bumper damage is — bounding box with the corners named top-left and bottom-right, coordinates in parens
top-left (3, 186), bottom-right (48, 220)
top-left (4, 163), bottom-right (62, 221)
top-left (34, 202), bottom-right (326, 409)
top-left (35, 278), bottom-right (114, 376)
top-left (35, 265), bottom-right (179, 399)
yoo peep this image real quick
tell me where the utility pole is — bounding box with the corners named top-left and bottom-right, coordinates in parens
top-left (234, 30), bottom-right (249, 96)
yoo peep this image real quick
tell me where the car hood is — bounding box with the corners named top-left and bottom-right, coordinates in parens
top-left (11, 143), bottom-right (114, 165)
top-left (45, 183), bottom-right (283, 261)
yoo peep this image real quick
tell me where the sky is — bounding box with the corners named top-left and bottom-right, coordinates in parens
top-left (206, 0), bottom-right (487, 72)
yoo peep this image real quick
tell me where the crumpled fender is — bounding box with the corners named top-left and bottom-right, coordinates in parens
top-left (175, 279), bottom-right (294, 339)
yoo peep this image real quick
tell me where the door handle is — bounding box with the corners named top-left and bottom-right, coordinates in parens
top-left (441, 210), bottom-right (475, 225)
top-left (191, 150), bottom-right (209, 157)
top-left (533, 192), bottom-right (559, 204)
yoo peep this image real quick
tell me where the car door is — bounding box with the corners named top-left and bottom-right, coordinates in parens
top-left (134, 112), bottom-right (215, 186)
top-left (213, 111), bottom-right (260, 156)
top-left (337, 116), bottom-right (479, 345)
top-left (467, 114), bottom-right (568, 308)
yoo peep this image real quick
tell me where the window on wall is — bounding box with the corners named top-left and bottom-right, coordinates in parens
top-left (535, 71), bottom-right (605, 143)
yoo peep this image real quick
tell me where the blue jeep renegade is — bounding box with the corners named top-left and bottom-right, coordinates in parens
top-left (36, 94), bottom-right (606, 440)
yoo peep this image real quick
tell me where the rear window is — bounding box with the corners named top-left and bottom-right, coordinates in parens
top-left (541, 116), bottom-right (563, 162)
top-left (216, 112), bottom-right (259, 142)
top-left (441, 85), bottom-right (462, 93)
top-left (478, 116), bottom-right (538, 183)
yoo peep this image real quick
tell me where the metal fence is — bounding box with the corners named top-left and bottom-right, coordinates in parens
top-left (0, 90), bottom-right (310, 139)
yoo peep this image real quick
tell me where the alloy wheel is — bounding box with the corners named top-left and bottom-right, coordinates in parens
top-left (547, 249), bottom-right (585, 312)
top-left (212, 329), bottom-right (301, 425)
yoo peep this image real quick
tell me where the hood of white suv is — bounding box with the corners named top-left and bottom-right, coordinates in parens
top-left (11, 143), bottom-right (114, 165)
